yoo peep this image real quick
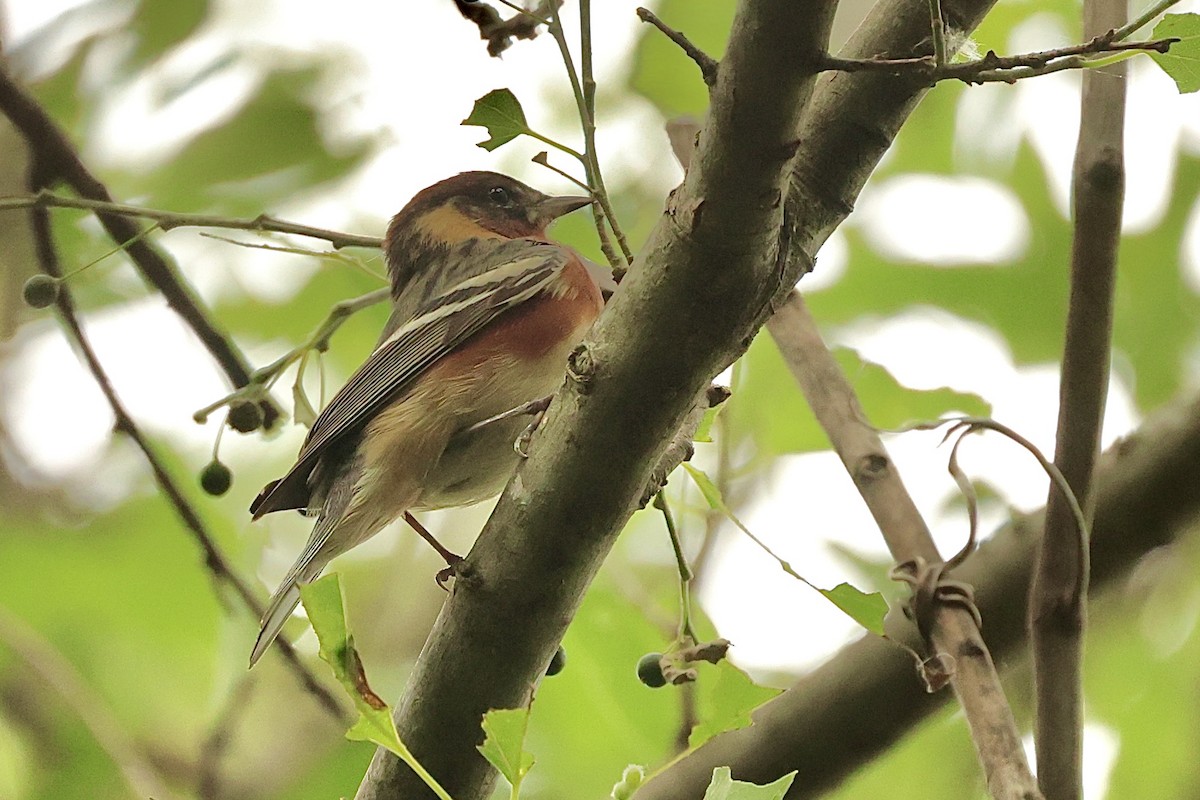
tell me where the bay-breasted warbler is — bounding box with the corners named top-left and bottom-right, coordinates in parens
top-left (247, 171), bottom-right (606, 666)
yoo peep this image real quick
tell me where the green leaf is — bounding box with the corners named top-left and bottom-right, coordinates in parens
top-left (689, 662), bottom-right (782, 749)
top-left (693, 403), bottom-right (724, 443)
top-left (818, 583), bottom-right (888, 637)
top-left (1150, 14), bottom-right (1200, 94)
top-left (478, 706), bottom-right (536, 791)
top-left (462, 89), bottom-right (531, 151)
top-left (298, 575), bottom-right (454, 800)
top-left (702, 766), bottom-right (797, 800)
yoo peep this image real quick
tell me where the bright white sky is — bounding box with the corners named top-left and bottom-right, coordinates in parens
top-left (7, 1), bottom-right (1200, 791)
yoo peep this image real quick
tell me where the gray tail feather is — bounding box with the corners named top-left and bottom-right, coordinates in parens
top-left (249, 581), bottom-right (302, 668)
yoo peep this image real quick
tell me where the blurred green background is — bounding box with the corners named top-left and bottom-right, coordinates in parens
top-left (2, 0), bottom-right (1200, 798)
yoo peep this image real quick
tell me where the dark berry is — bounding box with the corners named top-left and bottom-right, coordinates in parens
top-left (22, 275), bottom-right (60, 308)
top-left (546, 646), bottom-right (566, 677)
top-left (227, 402), bottom-right (264, 433)
top-left (636, 652), bottom-right (667, 688)
top-left (200, 460), bottom-right (233, 496)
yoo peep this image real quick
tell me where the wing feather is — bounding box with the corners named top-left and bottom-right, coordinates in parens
top-left (250, 245), bottom-right (567, 518)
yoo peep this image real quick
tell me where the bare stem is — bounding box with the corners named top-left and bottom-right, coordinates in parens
top-left (1030, 0), bottom-right (1126, 792)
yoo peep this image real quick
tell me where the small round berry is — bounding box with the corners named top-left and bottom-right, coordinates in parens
top-left (545, 646), bottom-right (566, 677)
top-left (22, 275), bottom-right (60, 309)
top-left (200, 460), bottom-right (233, 496)
top-left (227, 402), bottom-right (264, 433)
top-left (636, 652), bottom-right (667, 688)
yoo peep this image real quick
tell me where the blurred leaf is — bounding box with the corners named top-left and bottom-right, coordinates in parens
top-left (527, 581), bottom-right (680, 798)
top-left (730, 334), bottom-right (989, 457)
top-left (689, 661), bottom-right (781, 749)
top-left (132, 66), bottom-right (371, 214)
top-left (1150, 14), bottom-right (1200, 94)
top-left (478, 706), bottom-right (536, 791)
top-left (807, 144), bottom-right (1071, 362)
top-left (128, 0), bottom-right (209, 70)
top-left (630, 0), bottom-right (735, 116)
top-left (702, 766), bottom-right (796, 800)
top-left (693, 403), bottom-right (724, 443)
top-left (462, 88), bottom-right (530, 151)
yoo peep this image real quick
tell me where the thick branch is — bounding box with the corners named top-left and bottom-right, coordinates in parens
top-left (354, 1), bottom-right (840, 797)
top-left (1030, 0), bottom-right (1126, 794)
top-left (636, 387), bottom-right (1200, 798)
top-left (0, 63), bottom-right (281, 427)
top-left (766, 293), bottom-right (1038, 799)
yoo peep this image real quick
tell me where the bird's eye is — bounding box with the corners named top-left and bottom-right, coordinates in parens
top-left (487, 186), bottom-right (512, 205)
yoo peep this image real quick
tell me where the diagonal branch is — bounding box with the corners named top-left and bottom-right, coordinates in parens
top-left (635, 385), bottom-right (1200, 798)
top-left (765, 293), bottom-right (1039, 799)
top-left (23, 200), bottom-right (345, 724)
top-left (353, 0), bottom-right (841, 797)
top-left (0, 63), bottom-right (282, 427)
top-left (1030, 0), bottom-right (1126, 794)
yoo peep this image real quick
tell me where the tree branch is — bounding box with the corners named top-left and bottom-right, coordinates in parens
top-left (0, 191), bottom-right (383, 249)
top-left (23, 200), bottom-right (345, 724)
top-left (1030, 0), bottom-right (1126, 794)
top-left (636, 385), bottom-right (1200, 798)
top-left (819, 34), bottom-right (1173, 84)
top-left (0, 63), bottom-right (282, 427)
top-left (765, 293), bottom-right (1039, 799)
top-left (353, 0), bottom-right (841, 797)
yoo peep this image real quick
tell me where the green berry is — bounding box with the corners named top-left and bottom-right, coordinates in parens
top-left (200, 460), bottom-right (233, 496)
top-left (227, 402), bottom-right (264, 433)
top-left (636, 652), bottom-right (667, 688)
top-left (546, 646), bottom-right (566, 677)
top-left (22, 275), bottom-right (60, 309)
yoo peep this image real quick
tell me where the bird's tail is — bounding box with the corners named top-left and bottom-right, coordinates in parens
top-left (249, 579), bottom-right (303, 668)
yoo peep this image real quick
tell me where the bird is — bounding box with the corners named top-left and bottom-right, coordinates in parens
top-left (246, 171), bottom-right (608, 667)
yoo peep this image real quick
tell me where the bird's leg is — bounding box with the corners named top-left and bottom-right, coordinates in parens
top-left (514, 405), bottom-right (550, 458)
top-left (462, 395), bottom-right (553, 435)
top-left (403, 511), bottom-right (462, 590)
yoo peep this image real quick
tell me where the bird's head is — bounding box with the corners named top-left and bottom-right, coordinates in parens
top-left (388, 171), bottom-right (591, 245)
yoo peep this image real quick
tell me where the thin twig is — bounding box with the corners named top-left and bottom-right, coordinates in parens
top-left (1030, 0), bottom-right (1126, 791)
top-left (25, 201), bottom-right (346, 723)
top-left (193, 287), bottom-right (390, 423)
top-left (818, 34), bottom-right (1174, 83)
top-left (0, 191), bottom-right (383, 249)
top-left (0, 64), bottom-right (281, 426)
top-left (654, 492), bottom-right (697, 643)
top-left (927, 0), bottom-right (949, 66)
top-left (636, 7), bottom-right (719, 86)
top-left (544, 2), bottom-right (633, 270)
top-left (1113, 0), bottom-right (1183, 41)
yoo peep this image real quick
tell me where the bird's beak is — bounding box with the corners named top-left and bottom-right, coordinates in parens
top-left (536, 193), bottom-right (594, 224)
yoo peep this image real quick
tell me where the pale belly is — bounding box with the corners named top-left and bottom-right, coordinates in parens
top-left (410, 335), bottom-right (579, 510)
